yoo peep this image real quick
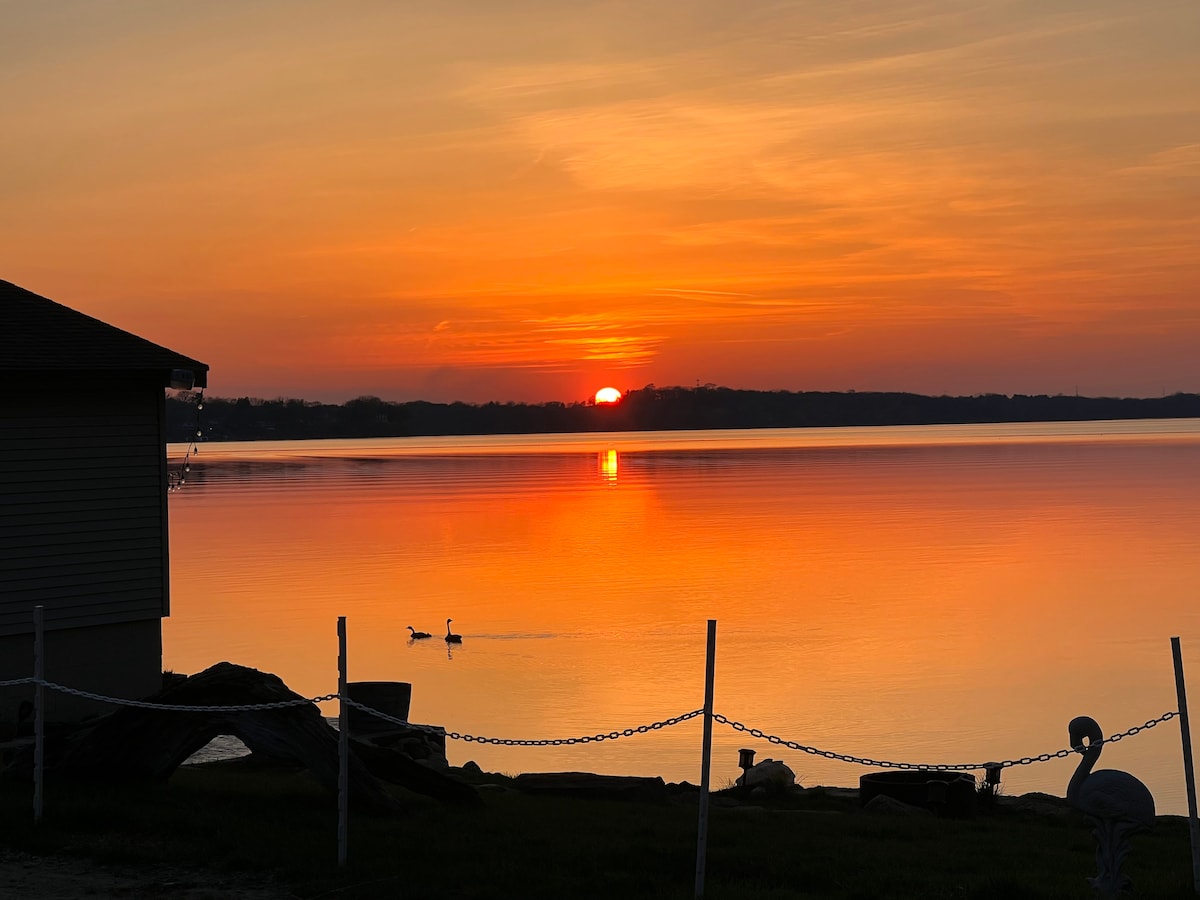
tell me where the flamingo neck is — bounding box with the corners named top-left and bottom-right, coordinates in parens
top-left (1067, 743), bottom-right (1101, 806)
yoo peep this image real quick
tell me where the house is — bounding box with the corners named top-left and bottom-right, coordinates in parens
top-left (0, 279), bottom-right (209, 731)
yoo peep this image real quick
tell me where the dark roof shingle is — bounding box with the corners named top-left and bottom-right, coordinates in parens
top-left (1, 279), bottom-right (208, 388)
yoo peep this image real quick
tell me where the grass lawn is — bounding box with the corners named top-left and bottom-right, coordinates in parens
top-left (1, 760), bottom-right (1197, 899)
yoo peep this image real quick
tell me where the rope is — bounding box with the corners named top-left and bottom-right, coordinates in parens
top-left (38, 679), bottom-right (338, 712)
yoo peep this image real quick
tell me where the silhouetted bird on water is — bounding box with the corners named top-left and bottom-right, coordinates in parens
top-left (445, 618), bottom-right (462, 644)
top-left (407, 626), bottom-right (432, 640)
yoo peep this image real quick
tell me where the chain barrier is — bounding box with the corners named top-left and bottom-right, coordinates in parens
top-left (712, 711), bottom-right (1179, 771)
top-left (344, 697), bottom-right (703, 745)
top-left (13, 677), bottom-right (1177, 766)
top-left (35, 678), bottom-right (339, 713)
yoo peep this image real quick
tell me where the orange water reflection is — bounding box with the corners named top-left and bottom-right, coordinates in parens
top-left (165, 423), bottom-right (1200, 812)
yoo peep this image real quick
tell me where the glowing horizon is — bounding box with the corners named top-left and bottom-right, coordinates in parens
top-left (2, 2), bottom-right (1197, 404)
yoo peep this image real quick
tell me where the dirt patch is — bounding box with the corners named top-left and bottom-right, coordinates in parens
top-left (0, 849), bottom-right (295, 899)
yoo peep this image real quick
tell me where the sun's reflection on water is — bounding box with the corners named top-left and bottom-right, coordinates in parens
top-left (599, 449), bottom-right (619, 482)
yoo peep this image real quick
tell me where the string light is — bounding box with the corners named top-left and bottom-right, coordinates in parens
top-left (168, 390), bottom-right (205, 493)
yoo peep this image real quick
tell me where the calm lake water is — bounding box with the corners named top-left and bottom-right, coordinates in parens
top-left (164, 420), bottom-right (1200, 814)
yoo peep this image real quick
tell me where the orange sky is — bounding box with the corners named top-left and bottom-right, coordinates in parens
top-left (2, 2), bottom-right (1198, 403)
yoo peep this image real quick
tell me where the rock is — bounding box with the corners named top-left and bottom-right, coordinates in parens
top-left (513, 772), bottom-right (668, 800)
top-left (864, 794), bottom-right (934, 817)
top-left (859, 770), bottom-right (977, 817)
top-left (999, 792), bottom-right (1073, 819)
top-left (349, 738), bottom-right (480, 807)
top-left (737, 758), bottom-right (796, 791)
top-left (356, 723), bottom-right (447, 767)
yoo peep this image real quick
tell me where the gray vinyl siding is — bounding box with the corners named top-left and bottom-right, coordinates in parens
top-left (0, 374), bottom-right (170, 637)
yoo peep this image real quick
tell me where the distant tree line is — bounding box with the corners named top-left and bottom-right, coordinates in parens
top-left (165, 386), bottom-right (1200, 443)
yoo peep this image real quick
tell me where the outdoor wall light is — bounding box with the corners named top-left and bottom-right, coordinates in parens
top-left (738, 747), bottom-right (756, 781)
top-left (170, 369), bottom-right (195, 390)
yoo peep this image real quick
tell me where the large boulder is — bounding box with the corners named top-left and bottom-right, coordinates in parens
top-left (9, 662), bottom-right (479, 809)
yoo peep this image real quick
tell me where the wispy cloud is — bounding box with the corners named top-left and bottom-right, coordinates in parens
top-left (1, 1), bottom-right (1197, 399)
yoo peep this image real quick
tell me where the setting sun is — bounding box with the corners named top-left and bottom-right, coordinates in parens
top-left (595, 387), bottom-right (622, 405)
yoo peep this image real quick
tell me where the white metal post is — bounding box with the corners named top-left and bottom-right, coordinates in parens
top-left (694, 619), bottom-right (717, 899)
top-left (33, 605), bottom-right (44, 825)
top-left (338, 616), bottom-right (349, 867)
top-left (1170, 636), bottom-right (1200, 894)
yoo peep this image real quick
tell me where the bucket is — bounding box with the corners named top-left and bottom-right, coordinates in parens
top-left (346, 681), bottom-right (412, 735)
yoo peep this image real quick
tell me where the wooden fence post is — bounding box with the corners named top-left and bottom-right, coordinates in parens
top-left (1170, 636), bottom-right (1200, 894)
top-left (34, 605), bottom-right (44, 825)
top-left (694, 619), bottom-right (717, 899)
top-left (338, 616), bottom-right (349, 868)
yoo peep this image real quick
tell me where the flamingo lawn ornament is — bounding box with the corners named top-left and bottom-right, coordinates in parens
top-left (407, 626), bottom-right (432, 640)
top-left (1066, 715), bottom-right (1155, 898)
top-left (444, 618), bottom-right (462, 644)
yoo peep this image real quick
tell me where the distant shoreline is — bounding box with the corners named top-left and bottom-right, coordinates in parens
top-left (167, 385), bottom-right (1200, 443)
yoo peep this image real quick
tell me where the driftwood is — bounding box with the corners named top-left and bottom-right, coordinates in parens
top-left (12, 662), bottom-right (478, 810)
